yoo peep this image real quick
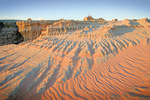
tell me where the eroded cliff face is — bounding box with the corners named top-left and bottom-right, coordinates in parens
top-left (16, 20), bottom-right (58, 41)
top-left (0, 18), bottom-right (149, 46)
top-left (40, 20), bottom-right (90, 37)
top-left (0, 22), bottom-right (24, 45)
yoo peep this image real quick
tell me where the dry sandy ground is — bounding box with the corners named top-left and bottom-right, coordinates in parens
top-left (0, 19), bottom-right (150, 100)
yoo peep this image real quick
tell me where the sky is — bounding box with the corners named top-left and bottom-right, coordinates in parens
top-left (0, 0), bottom-right (150, 20)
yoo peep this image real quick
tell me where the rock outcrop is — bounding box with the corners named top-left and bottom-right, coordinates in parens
top-left (0, 22), bottom-right (23, 45)
top-left (98, 18), bottom-right (106, 22)
top-left (83, 16), bottom-right (106, 23)
top-left (16, 19), bottom-right (59, 41)
top-left (83, 16), bottom-right (94, 21)
top-left (137, 18), bottom-right (149, 23)
top-left (112, 19), bottom-right (118, 22)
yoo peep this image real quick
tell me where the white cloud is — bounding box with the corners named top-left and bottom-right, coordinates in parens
top-left (0, 16), bottom-right (27, 20)
top-left (0, 16), bottom-right (46, 20)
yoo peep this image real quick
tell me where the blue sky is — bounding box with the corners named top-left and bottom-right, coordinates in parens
top-left (0, 0), bottom-right (150, 20)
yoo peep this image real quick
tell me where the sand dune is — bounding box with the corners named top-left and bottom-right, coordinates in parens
top-left (0, 18), bottom-right (150, 100)
top-left (37, 44), bottom-right (150, 100)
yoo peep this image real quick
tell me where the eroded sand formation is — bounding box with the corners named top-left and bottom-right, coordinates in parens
top-left (16, 19), bottom-right (59, 41)
top-left (0, 17), bottom-right (150, 100)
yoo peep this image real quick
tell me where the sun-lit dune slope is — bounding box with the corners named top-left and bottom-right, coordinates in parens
top-left (0, 18), bottom-right (150, 100)
top-left (36, 43), bottom-right (150, 100)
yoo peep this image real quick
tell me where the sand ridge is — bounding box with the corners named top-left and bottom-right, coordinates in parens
top-left (38, 44), bottom-right (150, 100)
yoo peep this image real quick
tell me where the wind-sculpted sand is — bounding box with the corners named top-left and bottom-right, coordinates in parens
top-left (0, 18), bottom-right (150, 100)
